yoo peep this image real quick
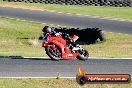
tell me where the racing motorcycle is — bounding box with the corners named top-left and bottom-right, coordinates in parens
top-left (41, 31), bottom-right (89, 61)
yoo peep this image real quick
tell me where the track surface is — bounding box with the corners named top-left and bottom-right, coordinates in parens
top-left (0, 57), bottom-right (132, 77)
top-left (0, 6), bottom-right (132, 34)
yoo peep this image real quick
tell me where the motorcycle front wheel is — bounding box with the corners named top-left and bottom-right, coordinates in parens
top-left (76, 49), bottom-right (89, 60)
top-left (45, 44), bottom-right (62, 61)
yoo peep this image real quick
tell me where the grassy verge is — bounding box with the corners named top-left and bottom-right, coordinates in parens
top-left (0, 78), bottom-right (131, 88)
top-left (0, 17), bottom-right (132, 58)
top-left (0, 1), bottom-right (132, 20)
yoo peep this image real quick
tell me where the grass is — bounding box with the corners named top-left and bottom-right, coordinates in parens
top-left (0, 78), bottom-right (131, 88)
top-left (0, 16), bottom-right (132, 58)
top-left (0, 1), bottom-right (132, 20)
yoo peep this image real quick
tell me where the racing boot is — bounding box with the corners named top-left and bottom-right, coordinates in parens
top-left (71, 44), bottom-right (82, 51)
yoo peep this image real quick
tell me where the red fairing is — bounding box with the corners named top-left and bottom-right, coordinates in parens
top-left (42, 32), bottom-right (79, 60)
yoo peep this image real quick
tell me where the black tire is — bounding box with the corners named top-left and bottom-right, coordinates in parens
top-left (45, 44), bottom-right (62, 61)
top-left (77, 49), bottom-right (89, 60)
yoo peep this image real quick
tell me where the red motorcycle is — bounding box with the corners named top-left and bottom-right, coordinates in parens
top-left (42, 32), bottom-right (89, 60)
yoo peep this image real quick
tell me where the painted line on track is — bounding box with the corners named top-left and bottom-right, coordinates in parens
top-left (0, 16), bottom-right (68, 28)
top-left (0, 77), bottom-right (131, 79)
top-left (0, 77), bottom-right (76, 79)
top-left (24, 57), bottom-right (132, 59)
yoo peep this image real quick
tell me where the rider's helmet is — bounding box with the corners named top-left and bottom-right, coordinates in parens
top-left (42, 26), bottom-right (52, 33)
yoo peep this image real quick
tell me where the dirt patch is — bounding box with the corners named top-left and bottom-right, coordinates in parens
top-left (118, 44), bottom-right (132, 49)
top-left (28, 38), bottom-right (41, 47)
top-left (0, 4), bottom-right (47, 11)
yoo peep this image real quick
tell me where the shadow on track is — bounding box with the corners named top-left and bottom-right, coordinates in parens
top-left (0, 56), bottom-right (78, 61)
top-left (0, 56), bottom-right (51, 60)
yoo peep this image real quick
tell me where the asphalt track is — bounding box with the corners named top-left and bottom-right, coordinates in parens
top-left (0, 6), bottom-right (132, 34)
top-left (0, 57), bottom-right (132, 77)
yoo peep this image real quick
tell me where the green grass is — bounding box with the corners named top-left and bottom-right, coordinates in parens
top-left (0, 79), bottom-right (131, 88)
top-left (0, 17), bottom-right (132, 58)
top-left (0, 1), bottom-right (132, 20)
top-left (85, 32), bottom-right (132, 58)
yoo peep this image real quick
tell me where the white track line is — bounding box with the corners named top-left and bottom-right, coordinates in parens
top-left (0, 77), bottom-right (131, 79)
top-left (0, 77), bottom-right (76, 79)
top-left (0, 16), bottom-right (68, 27)
top-left (24, 57), bottom-right (132, 59)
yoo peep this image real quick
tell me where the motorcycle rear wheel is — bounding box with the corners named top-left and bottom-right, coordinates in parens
top-left (45, 44), bottom-right (62, 61)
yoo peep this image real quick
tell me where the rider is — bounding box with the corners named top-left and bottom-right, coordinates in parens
top-left (40, 26), bottom-right (79, 51)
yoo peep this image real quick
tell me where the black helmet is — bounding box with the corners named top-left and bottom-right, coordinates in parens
top-left (42, 26), bottom-right (52, 33)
